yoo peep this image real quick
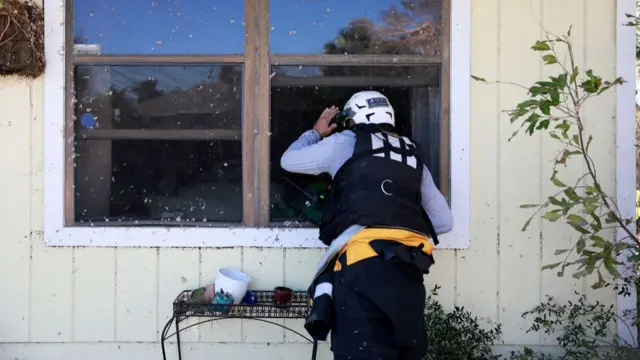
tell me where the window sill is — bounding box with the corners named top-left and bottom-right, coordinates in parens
top-left (44, 224), bottom-right (467, 248)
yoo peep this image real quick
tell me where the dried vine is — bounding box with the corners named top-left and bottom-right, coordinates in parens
top-left (0, 0), bottom-right (45, 78)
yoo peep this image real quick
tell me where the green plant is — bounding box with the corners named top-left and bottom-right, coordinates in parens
top-left (472, 27), bottom-right (635, 292)
top-left (424, 285), bottom-right (503, 360)
top-left (507, 293), bottom-right (638, 360)
top-left (471, 25), bottom-right (639, 357)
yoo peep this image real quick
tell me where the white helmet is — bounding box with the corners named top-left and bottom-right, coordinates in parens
top-left (343, 91), bottom-right (395, 127)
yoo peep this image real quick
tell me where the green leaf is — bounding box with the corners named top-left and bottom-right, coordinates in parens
top-left (531, 41), bottom-right (551, 51)
top-left (570, 66), bottom-right (579, 83)
top-left (564, 187), bottom-right (580, 201)
top-left (554, 249), bottom-right (570, 255)
top-left (539, 102), bottom-right (551, 115)
top-left (520, 204), bottom-right (540, 209)
top-left (572, 134), bottom-right (579, 145)
top-left (548, 196), bottom-right (564, 206)
top-left (542, 54), bottom-right (558, 65)
top-left (572, 270), bottom-right (588, 279)
top-left (542, 211), bottom-right (562, 222)
top-left (531, 85), bottom-right (553, 95)
top-left (551, 177), bottom-right (567, 187)
top-left (517, 99), bottom-right (539, 108)
top-left (536, 119), bottom-right (550, 130)
top-left (585, 185), bottom-right (598, 195)
top-left (567, 214), bottom-right (588, 226)
top-left (590, 234), bottom-right (607, 247)
top-left (541, 262), bottom-right (563, 270)
top-left (591, 270), bottom-right (606, 289)
top-left (588, 211), bottom-right (602, 231)
top-left (471, 75), bottom-right (487, 82)
top-left (603, 252), bottom-right (621, 277)
top-left (570, 224), bottom-right (591, 234)
top-left (604, 211), bottom-right (619, 224)
top-left (549, 90), bottom-right (560, 105)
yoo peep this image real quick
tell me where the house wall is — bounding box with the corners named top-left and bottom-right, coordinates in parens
top-left (0, 0), bottom-right (621, 358)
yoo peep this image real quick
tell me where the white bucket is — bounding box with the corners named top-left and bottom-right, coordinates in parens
top-left (215, 268), bottom-right (252, 305)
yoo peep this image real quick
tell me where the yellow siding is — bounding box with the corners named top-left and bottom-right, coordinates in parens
top-left (0, 0), bottom-right (620, 358)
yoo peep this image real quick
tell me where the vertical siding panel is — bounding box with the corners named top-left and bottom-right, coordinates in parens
top-left (498, 0), bottom-right (544, 345)
top-left (115, 248), bottom-right (157, 342)
top-left (158, 249), bottom-right (200, 343)
top-left (199, 248), bottom-right (242, 343)
top-left (0, 79), bottom-right (32, 342)
top-left (0, 81), bottom-right (32, 175)
top-left (283, 249), bottom-right (324, 343)
top-left (30, 246), bottom-right (73, 341)
top-left (429, 250), bottom-right (456, 312)
top-left (538, 0), bottom-right (587, 345)
top-left (583, 0), bottom-right (618, 336)
top-left (30, 72), bottom-right (45, 341)
top-left (457, 0), bottom-right (500, 328)
top-left (241, 248), bottom-right (284, 343)
top-left (73, 248), bottom-right (115, 342)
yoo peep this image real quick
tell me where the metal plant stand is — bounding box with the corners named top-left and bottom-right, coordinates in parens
top-left (161, 290), bottom-right (318, 360)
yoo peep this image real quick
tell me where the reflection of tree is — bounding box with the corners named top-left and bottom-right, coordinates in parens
top-left (378, 0), bottom-right (443, 57)
top-left (322, 19), bottom-right (382, 56)
top-left (218, 66), bottom-right (242, 88)
top-left (132, 79), bottom-right (164, 103)
top-left (74, 29), bottom-right (89, 45)
top-left (321, 0), bottom-right (442, 77)
top-left (323, 0), bottom-right (442, 57)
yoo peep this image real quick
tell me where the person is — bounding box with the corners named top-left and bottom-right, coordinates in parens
top-left (280, 90), bottom-right (453, 360)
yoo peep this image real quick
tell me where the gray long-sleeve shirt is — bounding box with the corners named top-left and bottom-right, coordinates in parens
top-left (280, 129), bottom-right (454, 236)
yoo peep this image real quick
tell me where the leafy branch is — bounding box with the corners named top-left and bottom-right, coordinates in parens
top-left (472, 27), bottom-right (636, 289)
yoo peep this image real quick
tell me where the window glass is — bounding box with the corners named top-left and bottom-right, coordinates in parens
top-left (270, 65), bottom-right (442, 225)
top-left (269, 0), bottom-right (443, 55)
top-left (75, 139), bottom-right (243, 224)
top-left (74, 65), bottom-right (242, 130)
top-left (73, 1), bottom-right (245, 55)
top-left (73, 65), bottom-right (243, 225)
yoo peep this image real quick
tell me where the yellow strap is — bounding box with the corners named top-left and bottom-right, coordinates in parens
top-left (333, 228), bottom-right (433, 271)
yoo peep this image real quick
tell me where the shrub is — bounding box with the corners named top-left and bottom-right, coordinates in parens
top-left (425, 285), bottom-right (503, 360)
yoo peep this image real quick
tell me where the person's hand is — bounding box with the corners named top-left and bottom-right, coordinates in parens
top-left (313, 106), bottom-right (340, 137)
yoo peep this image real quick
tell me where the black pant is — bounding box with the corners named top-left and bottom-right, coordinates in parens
top-left (330, 255), bottom-right (426, 360)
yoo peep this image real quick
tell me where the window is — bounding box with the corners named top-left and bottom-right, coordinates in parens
top-left (44, 0), bottom-right (471, 247)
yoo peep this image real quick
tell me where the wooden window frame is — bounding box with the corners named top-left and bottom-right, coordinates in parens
top-left (44, 0), bottom-right (471, 248)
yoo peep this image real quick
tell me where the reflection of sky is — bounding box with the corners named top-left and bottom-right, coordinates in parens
top-left (269, 0), bottom-right (400, 53)
top-left (74, 0), bottom-right (409, 55)
top-left (73, 0), bottom-right (438, 93)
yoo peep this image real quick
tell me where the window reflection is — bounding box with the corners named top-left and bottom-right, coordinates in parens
top-left (270, 0), bottom-right (443, 55)
top-left (73, 65), bottom-right (244, 225)
top-left (74, 65), bottom-right (242, 130)
top-left (75, 140), bottom-right (243, 224)
top-left (73, 1), bottom-right (245, 55)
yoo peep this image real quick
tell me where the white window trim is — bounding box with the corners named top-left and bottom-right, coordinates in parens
top-left (43, 0), bottom-right (471, 248)
top-left (615, 0), bottom-right (638, 347)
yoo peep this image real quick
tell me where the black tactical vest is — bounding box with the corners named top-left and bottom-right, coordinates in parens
top-left (318, 124), bottom-right (439, 246)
